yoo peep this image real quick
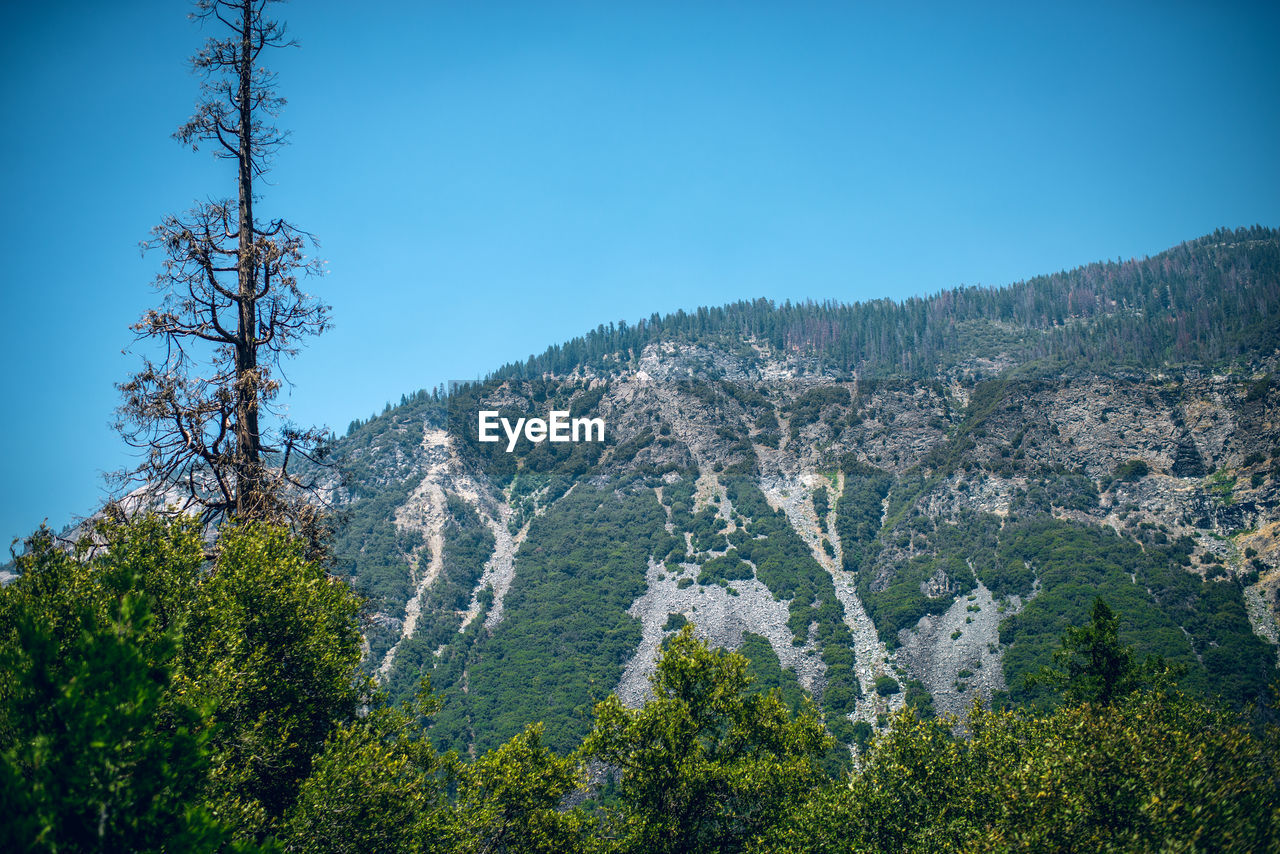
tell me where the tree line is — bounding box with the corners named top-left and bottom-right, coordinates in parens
top-left (488, 226), bottom-right (1280, 383)
top-left (3, 517), bottom-right (1276, 852)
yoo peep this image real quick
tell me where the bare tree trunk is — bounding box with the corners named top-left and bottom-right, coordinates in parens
top-left (118, 0), bottom-right (330, 534)
top-left (235, 0), bottom-right (260, 517)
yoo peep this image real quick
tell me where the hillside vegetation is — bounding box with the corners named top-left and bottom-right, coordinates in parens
top-left (322, 228), bottom-right (1280, 757)
top-left (3, 520), bottom-right (1276, 851)
top-left (6, 228), bottom-right (1280, 850)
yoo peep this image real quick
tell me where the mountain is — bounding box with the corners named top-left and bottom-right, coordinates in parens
top-left (319, 226), bottom-right (1280, 757)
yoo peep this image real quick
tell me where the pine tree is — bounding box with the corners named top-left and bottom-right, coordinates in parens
top-left (117, 0), bottom-right (329, 531)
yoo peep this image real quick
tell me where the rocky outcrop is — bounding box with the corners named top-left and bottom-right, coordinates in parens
top-left (896, 585), bottom-right (1020, 720)
top-left (1171, 437), bottom-right (1208, 478)
top-left (616, 559), bottom-right (826, 707)
top-left (339, 336), bottom-right (1280, 736)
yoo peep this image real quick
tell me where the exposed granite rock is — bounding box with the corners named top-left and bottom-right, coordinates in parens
top-left (896, 584), bottom-right (1022, 720)
top-left (616, 559), bottom-right (827, 708)
top-left (337, 339), bottom-right (1279, 732)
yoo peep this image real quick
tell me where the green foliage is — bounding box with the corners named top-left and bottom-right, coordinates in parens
top-left (785, 386), bottom-right (851, 439)
top-left (570, 384), bottom-right (607, 417)
top-left (325, 394), bottom-right (441, 625)
top-left (839, 482), bottom-right (1271, 713)
top-left (178, 523), bottom-right (368, 837)
top-left (489, 228), bottom-right (1280, 382)
top-left (736, 632), bottom-right (808, 712)
top-left (853, 510), bottom-right (998, 647)
top-left (697, 550), bottom-right (754, 586)
top-left (0, 529), bottom-right (238, 853)
top-left (331, 482), bottom-right (423, 626)
top-left (419, 590), bottom-right (492, 760)
top-left (874, 675), bottom-right (901, 696)
top-left (759, 689), bottom-right (1280, 853)
top-left (725, 479), bottom-right (862, 722)
top-left (883, 469), bottom-right (927, 527)
top-left (385, 496), bottom-right (496, 706)
top-left (1031, 598), bottom-right (1167, 706)
top-left (581, 627), bottom-right (832, 854)
top-left (753, 410), bottom-right (781, 447)
top-left (664, 475), bottom-right (697, 535)
top-left (861, 553), bottom-right (960, 646)
top-left (282, 692), bottom-right (458, 854)
top-left (1245, 372), bottom-right (1272, 401)
top-left (997, 518), bottom-right (1274, 710)
top-left (441, 484), bottom-right (668, 755)
top-left (456, 723), bottom-right (588, 854)
top-left (1031, 467), bottom-right (1099, 512)
top-left (902, 679), bottom-right (936, 720)
top-left (1112, 458), bottom-right (1150, 483)
top-left (690, 504), bottom-right (728, 552)
top-left (811, 487), bottom-right (829, 532)
top-left (0, 517), bottom-right (207, 657)
top-left (23, 229), bottom-right (1280, 849)
top-left (5, 505), bottom-right (1276, 854)
top-left (1207, 469), bottom-right (1237, 504)
top-left (833, 463), bottom-right (892, 574)
top-left (93, 514), bottom-right (209, 635)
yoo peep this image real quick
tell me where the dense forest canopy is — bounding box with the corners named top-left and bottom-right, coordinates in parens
top-left (482, 226), bottom-right (1279, 383)
top-left (4, 518), bottom-right (1277, 851)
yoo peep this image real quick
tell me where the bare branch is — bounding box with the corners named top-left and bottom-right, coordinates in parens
top-left (118, 0), bottom-right (330, 542)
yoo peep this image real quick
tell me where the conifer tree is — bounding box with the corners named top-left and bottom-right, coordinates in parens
top-left (117, 0), bottom-right (329, 530)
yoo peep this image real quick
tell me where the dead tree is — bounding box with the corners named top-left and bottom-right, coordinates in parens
top-left (117, 0), bottom-right (330, 533)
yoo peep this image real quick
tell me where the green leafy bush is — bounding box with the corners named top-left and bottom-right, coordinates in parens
top-left (874, 675), bottom-right (901, 696)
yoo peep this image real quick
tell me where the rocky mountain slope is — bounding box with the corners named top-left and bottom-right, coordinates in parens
top-left (323, 228), bottom-right (1280, 756)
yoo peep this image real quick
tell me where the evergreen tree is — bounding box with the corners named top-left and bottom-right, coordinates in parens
top-left (1033, 597), bottom-right (1169, 706)
top-left (581, 626), bottom-right (832, 854)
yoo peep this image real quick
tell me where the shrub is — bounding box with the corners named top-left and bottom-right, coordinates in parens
top-left (874, 676), bottom-right (901, 696)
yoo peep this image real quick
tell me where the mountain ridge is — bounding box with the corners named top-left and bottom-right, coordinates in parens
top-left (474, 225), bottom-right (1280, 384)
top-left (317, 227), bottom-right (1280, 757)
top-left (16, 229), bottom-right (1274, 755)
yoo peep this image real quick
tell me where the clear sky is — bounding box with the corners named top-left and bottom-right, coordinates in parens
top-left (1, 0), bottom-right (1278, 546)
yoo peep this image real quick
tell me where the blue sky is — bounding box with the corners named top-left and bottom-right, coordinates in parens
top-left (2, 0), bottom-right (1278, 545)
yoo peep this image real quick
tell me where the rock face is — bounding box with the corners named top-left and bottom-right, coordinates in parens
top-left (1172, 438), bottom-right (1208, 478)
top-left (327, 330), bottom-right (1280, 757)
top-left (318, 230), bottom-right (1280, 753)
top-left (617, 559), bottom-right (826, 708)
top-left (895, 584), bottom-right (1017, 720)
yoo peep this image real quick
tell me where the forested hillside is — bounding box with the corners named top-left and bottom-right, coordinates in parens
top-left (8, 529), bottom-right (1275, 851)
top-left (319, 227), bottom-right (1280, 758)
top-left (8, 227), bottom-right (1280, 851)
top-left (490, 225), bottom-right (1280, 380)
